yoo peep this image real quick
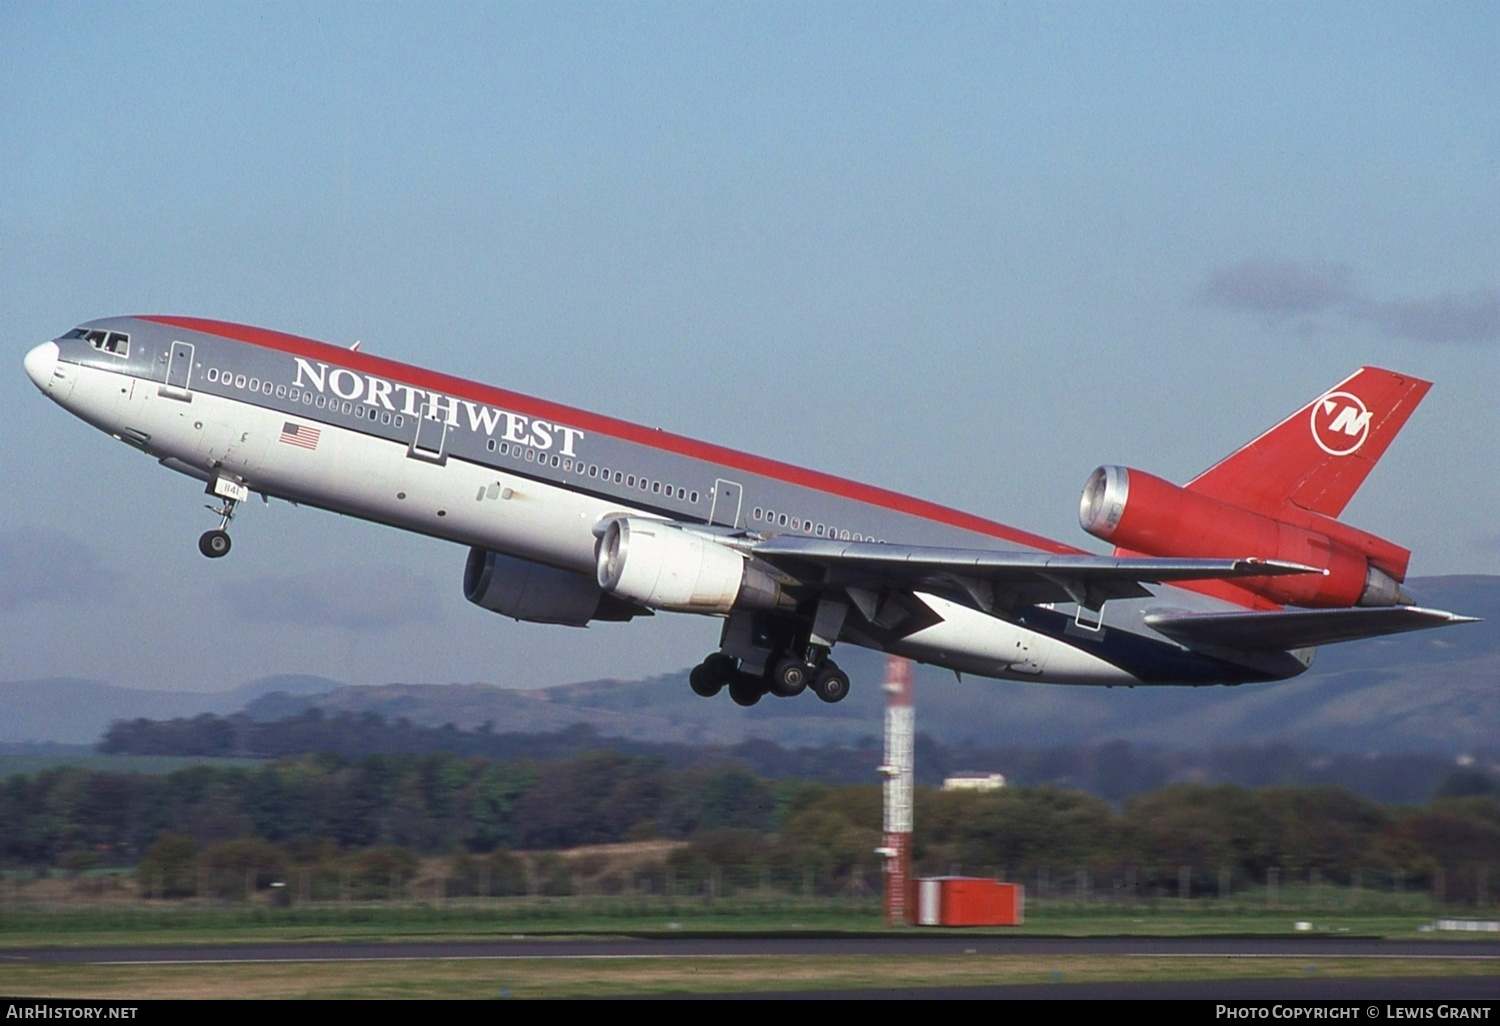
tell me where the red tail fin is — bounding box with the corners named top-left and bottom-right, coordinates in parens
top-left (1186, 367), bottom-right (1430, 518)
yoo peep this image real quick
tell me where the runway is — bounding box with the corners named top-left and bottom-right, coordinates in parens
top-left (5, 936), bottom-right (1496, 999)
top-left (8, 934), bottom-right (1500, 964)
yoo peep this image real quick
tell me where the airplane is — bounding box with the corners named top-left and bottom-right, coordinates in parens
top-left (23, 316), bottom-right (1476, 706)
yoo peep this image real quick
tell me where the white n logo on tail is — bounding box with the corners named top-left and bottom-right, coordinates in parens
top-left (1311, 391), bottom-right (1371, 455)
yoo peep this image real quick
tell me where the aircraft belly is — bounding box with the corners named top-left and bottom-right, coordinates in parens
top-left (891, 593), bottom-right (1137, 685)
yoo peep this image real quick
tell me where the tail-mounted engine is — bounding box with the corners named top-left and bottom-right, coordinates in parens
top-left (464, 547), bottom-right (644, 626)
top-left (595, 517), bottom-right (793, 614)
top-left (1079, 465), bottom-right (1412, 608)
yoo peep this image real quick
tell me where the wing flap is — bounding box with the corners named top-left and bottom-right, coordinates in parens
top-left (1144, 605), bottom-right (1478, 650)
top-left (750, 536), bottom-right (1318, 611)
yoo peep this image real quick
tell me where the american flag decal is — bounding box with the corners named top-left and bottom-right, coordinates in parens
top-left (279, 422), bottom-right (321, 450)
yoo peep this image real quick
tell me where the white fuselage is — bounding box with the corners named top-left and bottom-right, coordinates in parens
top-left (25, 316), bottom-right (1302, 689)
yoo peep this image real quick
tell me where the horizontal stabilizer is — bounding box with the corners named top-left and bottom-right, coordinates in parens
top-left (1144, 605), bottom-right (1479, 651)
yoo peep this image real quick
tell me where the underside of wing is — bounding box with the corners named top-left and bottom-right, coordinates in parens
top-left (749, 536), bottom-right (1318, 613)
top-left (1143, 605), bottom-right (1479, 650)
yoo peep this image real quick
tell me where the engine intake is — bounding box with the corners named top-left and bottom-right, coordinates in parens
top-left (1080, 465), bottom-right (1412, 608)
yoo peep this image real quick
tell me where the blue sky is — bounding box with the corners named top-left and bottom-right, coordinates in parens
top-left (2, 2), bottom-right (1496, 692)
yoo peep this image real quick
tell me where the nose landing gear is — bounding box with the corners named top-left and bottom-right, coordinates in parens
top-left (198, 526), bottom-right (232, 558)
top-left (198, 476), bottom-right (248, 559)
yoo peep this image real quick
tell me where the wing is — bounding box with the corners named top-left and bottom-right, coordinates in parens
top-left (748, 536), bottom-right (1317, 615)
top-left (1143, 605), bottom-right (1479, 650)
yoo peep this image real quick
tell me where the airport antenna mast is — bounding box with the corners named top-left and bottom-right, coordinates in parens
top-left (879, 655), bottom-right (915, 925)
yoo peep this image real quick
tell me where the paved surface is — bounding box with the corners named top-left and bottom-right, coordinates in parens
top-left (5, 935), bottom-right (1496, 1000)
top-left (6, 934), bottom-right (1500, 963)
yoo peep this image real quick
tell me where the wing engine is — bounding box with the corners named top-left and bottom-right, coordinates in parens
top-left (595, 517), bottom-right (794, 613)
top-left (464, 547), bottom-right (646, 627)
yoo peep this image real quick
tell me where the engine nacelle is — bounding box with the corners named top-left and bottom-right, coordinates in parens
top-left (1079, 465), bottom-right (1412, 608)
top-left (464, 547), bottom-right (643, 626)
top-left (595, 517), bottom-right (792, 613)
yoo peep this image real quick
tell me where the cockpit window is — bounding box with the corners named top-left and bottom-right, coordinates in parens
top-left (75, 328), bottom-right (129, 357)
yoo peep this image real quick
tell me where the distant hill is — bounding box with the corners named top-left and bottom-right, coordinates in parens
top-left (240, 576), bottom-right (1497, 755)
top-left (0, 674), bottom-right (340, 745)
top-left (3, 576), bottom-right (1493, 752)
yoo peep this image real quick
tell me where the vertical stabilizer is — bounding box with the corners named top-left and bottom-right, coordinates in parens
top-left (1187, 367), bottom-right (1430, 518)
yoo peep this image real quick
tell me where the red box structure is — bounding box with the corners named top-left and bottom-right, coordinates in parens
top-left (916, 877), bottom-right (1025, 927)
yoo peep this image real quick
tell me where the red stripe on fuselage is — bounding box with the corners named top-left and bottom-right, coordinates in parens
top-left (139, 315), bottom-right (1080, 555)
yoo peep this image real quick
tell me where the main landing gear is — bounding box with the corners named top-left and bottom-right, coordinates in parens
top-left (688, 650), bottom-right (851, 706)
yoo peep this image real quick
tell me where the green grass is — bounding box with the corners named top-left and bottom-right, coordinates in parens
top-left (0, 892), bottom-right (1493, 948)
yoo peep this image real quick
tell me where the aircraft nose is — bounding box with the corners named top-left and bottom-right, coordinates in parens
top-left (23, 341), bottom-right (59, 391)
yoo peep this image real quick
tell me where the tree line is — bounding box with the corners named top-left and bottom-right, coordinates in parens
top-left (3, 749), bottom-right (1496, 904)
top-left (98, 709), bottom-right (1497, 803)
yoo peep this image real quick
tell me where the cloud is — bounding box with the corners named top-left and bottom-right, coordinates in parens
top-left (1361, 291), bottom-right (1500, 346)
top-left (222, 566), bottom-right (442, 632)
top-left (0, 528), bottom-right (116, 612)
top-left (1199, 260), bottom-right (1500, 346)
top-left (1197, 259), bottom-right (1353, 317)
